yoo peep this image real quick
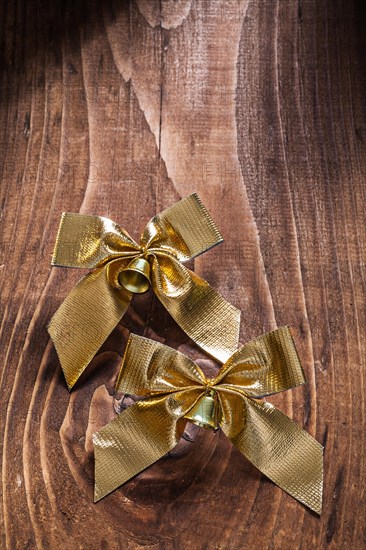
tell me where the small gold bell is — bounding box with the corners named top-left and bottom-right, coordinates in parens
top-left (118, 257), bottom-right (151, 294)
top-left (184, 390), bottom-right (219, 431)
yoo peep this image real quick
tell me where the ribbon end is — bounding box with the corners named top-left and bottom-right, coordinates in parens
top-left (94, 486), bottom-right (105, 503)
top-left (93, 475), bottom-right (121, 502)
top-left (93, 430), bottom-right (126, 502)
top-left (305, 493), bottom-right (322, 516)
top-left (62, 367), bottom-right (77, 391)
top-left (47, 322), bottom-right (76, 391)
top-left (311, 448), bottom-right (323, 516)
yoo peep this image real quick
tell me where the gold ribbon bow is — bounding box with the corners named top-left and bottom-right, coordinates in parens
top-left (93, 327), bottom-right (323, 514)
top-left (48, 194), bottom-right (240, 389)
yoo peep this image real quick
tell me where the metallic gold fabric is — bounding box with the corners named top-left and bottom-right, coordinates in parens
top-left (48, 194), bottom-right (241, 389)
top-left (93, 327), bottom-right (323, 514)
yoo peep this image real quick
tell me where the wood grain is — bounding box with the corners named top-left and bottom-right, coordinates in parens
top-left (1, 0), bottom-right (365, 547)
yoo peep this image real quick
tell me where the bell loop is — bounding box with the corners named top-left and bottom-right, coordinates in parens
top-left (139, 244), bottom-right (149, 257)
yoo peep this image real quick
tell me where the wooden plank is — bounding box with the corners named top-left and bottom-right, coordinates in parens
top-left (1, 0), bottom-right (365, 547)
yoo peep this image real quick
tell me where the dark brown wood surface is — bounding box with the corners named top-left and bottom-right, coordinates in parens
top-left (1, 0), bottom-right (365, 548)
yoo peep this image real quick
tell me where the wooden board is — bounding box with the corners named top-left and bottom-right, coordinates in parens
top-left (1, 0), bottom-right (365, 547)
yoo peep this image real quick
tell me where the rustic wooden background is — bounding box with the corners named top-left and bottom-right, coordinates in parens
top-left (1, 0), bottom-right (365, 548)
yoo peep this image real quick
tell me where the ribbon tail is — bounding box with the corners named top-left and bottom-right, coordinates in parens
top-left (93, 397), bottom-right (184, 502)
top-left (48, 268), bottom-right (131, 390)
top-left (222, 397), bottom-right (323, 514)
top-left (156, 270), bottom-right (241, 363)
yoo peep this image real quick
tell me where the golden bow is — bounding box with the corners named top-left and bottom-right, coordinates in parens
top-left (93, 327), bottom-right (323, 514)
top-left (48, 194), bottom-right (240, 389)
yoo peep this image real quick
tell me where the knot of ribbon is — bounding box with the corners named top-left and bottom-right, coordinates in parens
top-left (48, 194), bottom-right (241, 389)
top-left (93, 327), bottom-right (323, 514)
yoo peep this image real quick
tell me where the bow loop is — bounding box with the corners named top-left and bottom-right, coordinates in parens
top-left (52, 212), bottom-right (140, 269)
top-left (140, 216), bottom-right (191, 260)
top-left (140, 193), bottom-right (223, 262)
top-left (115, 334), bottom-right (208, 397)
top-left (213, 326), bottom-right (305, 397)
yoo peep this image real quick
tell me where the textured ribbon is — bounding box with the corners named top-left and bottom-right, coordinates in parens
top-left (93, 327), bottom-right (323, 514)
top-left (48, 194), bottom-right (240, 389)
